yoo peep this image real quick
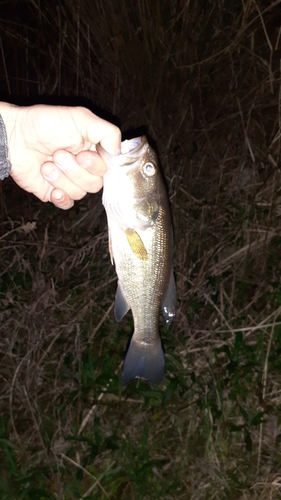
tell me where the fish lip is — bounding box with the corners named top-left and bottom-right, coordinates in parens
top-left (97, 136), bottom-right (148, 168)
top-left (120, 136), bottom-right (146, 155)
top-left (97, 136), bottom-right (146, 156)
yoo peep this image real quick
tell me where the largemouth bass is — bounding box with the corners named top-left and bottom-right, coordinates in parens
top-left (97, 136), bottom-right (176, 386)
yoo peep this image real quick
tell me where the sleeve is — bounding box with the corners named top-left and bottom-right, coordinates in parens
top-left (0, 114), bottom-right (12, 180)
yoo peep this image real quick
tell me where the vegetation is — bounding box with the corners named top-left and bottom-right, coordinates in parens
top-left (1, 0), bottom-right (281, 498)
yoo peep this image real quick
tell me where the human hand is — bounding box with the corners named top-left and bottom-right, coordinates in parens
top-left (0, 103), bottom-right (121, 209)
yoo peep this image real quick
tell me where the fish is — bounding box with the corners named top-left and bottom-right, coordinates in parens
top-left (96, 136), bottom-right (176, 386)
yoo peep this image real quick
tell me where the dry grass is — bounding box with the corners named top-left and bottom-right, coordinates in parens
top-left (1, 0), bottom-right (281, 499)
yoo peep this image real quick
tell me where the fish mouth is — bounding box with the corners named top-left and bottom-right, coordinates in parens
top-left (97, 136), bottom-right (147, 168)
top-left (121, 137), bottom-right (143, 154)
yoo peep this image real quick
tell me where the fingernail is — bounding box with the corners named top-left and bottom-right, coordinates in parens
top-left (43, 167), bottom-right (58, 181)
top-left (53, 192), bottom-right (64, 201)
top-left (102, 140), bottom-right (120, 156)
top-left (107, 147), bottom-right (121, 156)
top-left (57, 202), bottom-right (74, 210)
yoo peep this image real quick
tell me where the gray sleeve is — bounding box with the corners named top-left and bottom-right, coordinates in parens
top-left (0, 114), bottom-right (12, 180)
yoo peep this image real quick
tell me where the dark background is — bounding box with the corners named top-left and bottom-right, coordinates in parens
top-left (1, 1), bottom-right (281, 499)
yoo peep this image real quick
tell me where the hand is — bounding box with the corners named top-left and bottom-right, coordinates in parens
top-left (1, 103), bottom-right (121, 209)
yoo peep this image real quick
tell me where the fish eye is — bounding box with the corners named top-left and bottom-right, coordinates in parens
top-left (143, 162), bottom-right (156, 177)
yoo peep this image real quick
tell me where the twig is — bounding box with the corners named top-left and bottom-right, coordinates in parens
top-left (61, 453), bottom-right (110, 498)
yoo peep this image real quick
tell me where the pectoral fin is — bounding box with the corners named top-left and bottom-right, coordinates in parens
top-left (115, 281), bottom-right (130, 322)
top-left (162, 270), bottom-right (176, 323)
top-left (124, 228), bottom-right (148, 260)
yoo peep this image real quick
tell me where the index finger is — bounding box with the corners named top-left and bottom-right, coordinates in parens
top-left (73, 107), bottom-right (121, 155)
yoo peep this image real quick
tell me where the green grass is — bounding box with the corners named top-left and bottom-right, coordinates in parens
top-left (1, 0), bottom-right (281, 498)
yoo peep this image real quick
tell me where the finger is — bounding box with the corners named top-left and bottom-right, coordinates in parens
top-left (41, 161), bottom-right (87, 200)
top-left (50, 188), bottom-right (74, 210)
top-left (53, 150), bottom-right (104, 193)
top-left (99, 126), bottom-right (121, 156)
top-left (76, 150), bottom-right (107, 175)
top-left (74, 107), bottom-right (121, 155)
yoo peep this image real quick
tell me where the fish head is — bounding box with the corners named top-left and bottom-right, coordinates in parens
top-left (97, 136), bottom-right (164, 231)
top-left (127, 141), bottom-right (160, 228)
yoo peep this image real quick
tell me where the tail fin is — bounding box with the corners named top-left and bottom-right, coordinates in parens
top-left (121, 336), bottom-right (165, 386)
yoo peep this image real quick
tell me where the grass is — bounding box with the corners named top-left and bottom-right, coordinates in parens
top-left (1, 0), bottom-right (281, 498)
